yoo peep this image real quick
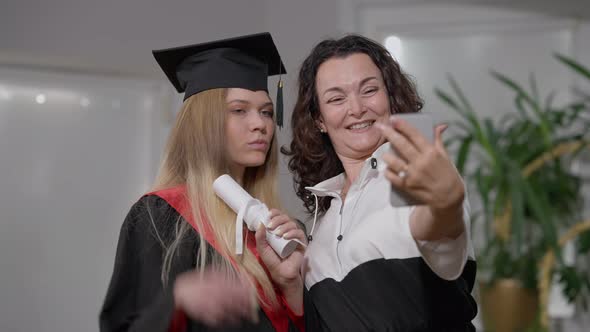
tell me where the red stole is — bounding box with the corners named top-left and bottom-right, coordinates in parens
top-left (147, 185), bottom-right (292, 332)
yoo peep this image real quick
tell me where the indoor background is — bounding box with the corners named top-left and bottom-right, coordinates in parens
top-left (1, 0), bottom-right (589, 331)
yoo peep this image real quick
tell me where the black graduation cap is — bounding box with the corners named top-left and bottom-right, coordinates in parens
top-left (152, 32), bottom-right (286, 127)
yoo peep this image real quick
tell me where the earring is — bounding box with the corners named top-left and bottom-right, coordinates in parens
top-left (319, 127), bottom-right (326, 133)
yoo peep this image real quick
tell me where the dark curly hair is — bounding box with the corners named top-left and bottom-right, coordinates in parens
top-left (281, 34), bottom-right (423, 216)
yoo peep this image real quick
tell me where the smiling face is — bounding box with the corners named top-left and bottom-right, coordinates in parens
top-left (224, 88), bottom-right (275, 176)
top-left (315, 52), bottom-right (392, 161)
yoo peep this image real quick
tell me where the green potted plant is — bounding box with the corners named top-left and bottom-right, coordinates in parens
top-left (435, 54), bottom-right (590, 331)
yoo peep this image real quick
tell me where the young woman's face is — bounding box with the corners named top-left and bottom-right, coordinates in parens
top-left (315, 53), bottom-right (391, 160)
top-left (225, 88), bottom-right (275, 173)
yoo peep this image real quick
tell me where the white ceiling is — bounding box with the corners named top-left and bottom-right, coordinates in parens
top-left (444, 0), bottom-right (590, 20)
top-left (0, 0), bottom-right (268, 77)
top-left (0, 0), bottom-right (587, 77)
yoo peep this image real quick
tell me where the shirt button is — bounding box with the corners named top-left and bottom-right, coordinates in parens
top-left (337, 235), bottom-right (343, 241)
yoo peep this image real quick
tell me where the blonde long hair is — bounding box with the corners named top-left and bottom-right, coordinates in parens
top-left (151, 88), bottom-right (281, 307)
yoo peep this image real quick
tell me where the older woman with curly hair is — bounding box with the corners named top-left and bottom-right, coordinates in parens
top-left (283, 34), bottom-right (477, 331)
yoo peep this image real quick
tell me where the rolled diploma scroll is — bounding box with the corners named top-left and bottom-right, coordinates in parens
top-left (213, 174), bottom-right (304, 258)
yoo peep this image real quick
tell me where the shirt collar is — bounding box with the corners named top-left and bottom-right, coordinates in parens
top-left (305, 143), bottom-right (390, 197)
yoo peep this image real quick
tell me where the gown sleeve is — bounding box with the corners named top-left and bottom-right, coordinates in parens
top-left (99, 195), bottom-right (203, 332)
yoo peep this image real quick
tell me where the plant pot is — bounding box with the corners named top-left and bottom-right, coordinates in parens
top-left (479, 278), bottom-right (538, 332)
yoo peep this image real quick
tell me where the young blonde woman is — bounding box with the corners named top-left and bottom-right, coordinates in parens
top-left (100, 33), bottom-right (306, 332)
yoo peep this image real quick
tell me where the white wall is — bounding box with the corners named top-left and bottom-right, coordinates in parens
top-left (363, 4), bottom-right (576, 123)
top-left (0, 1), bottom-right (588, 331)
top-left (0, 68), bottom-right (162, 332)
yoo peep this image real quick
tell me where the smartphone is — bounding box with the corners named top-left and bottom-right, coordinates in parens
top-left (389, 112), bottom-right (434, 207)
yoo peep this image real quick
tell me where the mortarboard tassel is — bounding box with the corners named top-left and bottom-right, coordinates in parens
top-left (276, 79), bottom-right (284, 129)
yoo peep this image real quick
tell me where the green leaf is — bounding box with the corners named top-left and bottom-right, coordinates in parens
top-left (492, 70), bottom-right (526, 96)
top-left (556, 53), bottom-right (590, 80)
top-left (493, 71), bottom-right (552, 140)
top-left (544, 91), bottom-right (556, 114)
top-left (521, 179), bottom-right (560, 257)
top-left (447, 75), bottom-right (475, 114)
top-left (508, 166), bottom-right (526, 255)
top-left (453, 121), bottom-right (475, 136)
top-left (456, 135), bottom-right (473, 174)
top-left (434, 88), bottom-right (462, 114)
top-left (577, 229), bottom-right (590, 254)
top-left (530, 72), bottom-right (540, 105)
top-left (514, 95), bottom-right (531, 119)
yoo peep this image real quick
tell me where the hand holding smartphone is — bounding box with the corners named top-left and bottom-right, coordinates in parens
top-left (388, 113), bottom-right (434, 207)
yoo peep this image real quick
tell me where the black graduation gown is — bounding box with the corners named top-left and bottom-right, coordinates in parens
top-left (99, 194), bottom-right (304, 332)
